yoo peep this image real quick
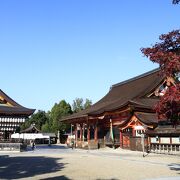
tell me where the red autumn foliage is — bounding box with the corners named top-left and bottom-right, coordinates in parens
top-left (141, 30), bottom-right (180, 125)
top-left (155, 84), bottom-right (180, 125)
top-left (141, 30), bottom-right (180, 78)
top-left (173, 0), bottom-right (180, 4)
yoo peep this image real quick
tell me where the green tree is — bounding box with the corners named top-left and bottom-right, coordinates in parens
top-left (50, 100), bottom-right (72, 134)
top-left (72, 98), bottom-right (92, 113)
top-left (20, 110), bottom-right (49, 131)
top-left (41, 111), bottom-right (51, 132)
top-left (41, 122), bottom-right (51, 132)
top-left (20, 118), bottom-right (31, 131)
top-left (72, 98), bottom-right (83, 113)
top-left (84, 98), bottom-right (92, 109)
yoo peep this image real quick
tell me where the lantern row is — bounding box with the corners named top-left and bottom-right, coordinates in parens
top-left (0, 123), bottom-right (20, 127)
top-left (0, 117), bottom-right (25, 123)
top-left (0, 127), bottom-right (16, 131)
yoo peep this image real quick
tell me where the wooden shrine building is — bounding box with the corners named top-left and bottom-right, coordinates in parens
top-left (0, 89), bottom-right (35, 140)
top-left (11, 124), bottom-right (57, 144)
top-left (61, 69), bottom-right (179, 151)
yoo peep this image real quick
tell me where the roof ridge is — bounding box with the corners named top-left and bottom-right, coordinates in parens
top-left (0, 89), bottom-right (22, 107)
top-left (111, 68), bottom-right (160, 89)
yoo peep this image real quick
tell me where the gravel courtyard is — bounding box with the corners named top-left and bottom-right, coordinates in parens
top-left (0, 144), bottom-right (180, 180)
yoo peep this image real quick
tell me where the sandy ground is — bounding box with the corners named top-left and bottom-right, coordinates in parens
top-left (0, 145), bottom-right (180, 180)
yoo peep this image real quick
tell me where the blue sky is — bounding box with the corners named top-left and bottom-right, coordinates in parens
top-left (0, 0), bottom-right (179, 111)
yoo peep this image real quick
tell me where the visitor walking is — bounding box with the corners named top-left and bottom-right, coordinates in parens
top-left (30, 140), bottom-right (35, 150)
top-left (71, 139), bottom-right (74, 149)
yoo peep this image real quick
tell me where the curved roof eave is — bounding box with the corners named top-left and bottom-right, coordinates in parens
top-left (62, 68), bottom-right (164, 122)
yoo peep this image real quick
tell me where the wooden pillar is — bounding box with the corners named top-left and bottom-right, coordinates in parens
top-left (80, 124), bottom-right (82, 141)
top-left (87, 124), bottom-right (90, 142)
top-left (94, 122), bottom-right (98, 142)
top-left (82, 123), bottom-right (85, 142)
top-left (120, 130), bottom-right (123, 148)
top-left (170, 137), bottom-right (172, 144)
top-left (75, 124), bottom-right (78, 148)
top-left (132, 128), bottom-right (136, 137)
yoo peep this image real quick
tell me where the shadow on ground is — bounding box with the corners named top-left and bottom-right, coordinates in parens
top-left (168, 163), bottom-right (180, 174)
top-left (26, 144), bottom-right (70, 152)
top-left (41, 175), bottom-right (70, 180)
top-left (0, 155), bottom-right (69, 179)
top-left (36, 144), bottom-right (68, 150)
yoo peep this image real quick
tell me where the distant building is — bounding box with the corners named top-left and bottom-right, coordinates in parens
top-left (0, 89), bottom-right (35, 140)
top-left (11, 124), bottom-right (57, 144)
top-left (61, 69), bottom-right (180, 153)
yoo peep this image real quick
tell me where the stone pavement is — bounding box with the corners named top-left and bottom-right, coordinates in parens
top-left (0, 144), bottom-right (180, 180)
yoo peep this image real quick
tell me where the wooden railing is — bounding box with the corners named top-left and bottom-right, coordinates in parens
top-left (150, 143), bottom-right (180, 155)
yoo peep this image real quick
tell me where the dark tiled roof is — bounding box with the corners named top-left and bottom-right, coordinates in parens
top-left (21, 125), bottom-right (40, 133)
top-left (146, 125), bottom-right (180, 136)
top-left (118, 112), bottom-right (159, 129)
top-left (0, 89), bottom-right (35, 116)
top-left (61, 68), bottom-right (164, 121)
top-left (135, 112), bottom-right (159, 125)
top-left (61, 110), bottom-right (88, 121)
top-left (87, 68), bottom-right (163, 115)
top-left (0, 106), bottom-right (35, 116)
top-left (129, 98), bottom-right (159, 110)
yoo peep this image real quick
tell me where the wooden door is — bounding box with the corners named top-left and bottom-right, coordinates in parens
top-left (123, 135), bottom-right (130, 149)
